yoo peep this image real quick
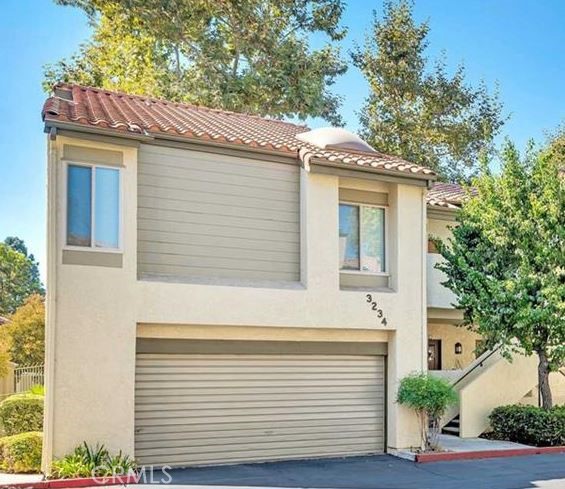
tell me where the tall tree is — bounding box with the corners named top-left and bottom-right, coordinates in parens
top-left (436, 140), bottom-right (565, 408)
top-left (352, 0), bottom-right (505, 181)
top-left (44, 0), bottom-right (348, 125)
top-left (6, 295), bottom-right (45, 367)
top-left (0, 238), bottom-right (44, 316)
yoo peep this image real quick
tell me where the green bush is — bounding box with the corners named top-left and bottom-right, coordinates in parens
top-left (489, 405), bottom-right (565, 447)
top-left (0, 393), bottom-right (44, 435)
top-left (50, 442), bottom-right (137, 479)
top-left (29, 385), bottom-right (45, 396)
top-left (0, 432), bottom-right (42, 473)
top-left (397, 373), bottom-right (458, 450)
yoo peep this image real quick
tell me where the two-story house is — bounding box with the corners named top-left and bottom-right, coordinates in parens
top-left (41, 84), bottom-right (562, 470)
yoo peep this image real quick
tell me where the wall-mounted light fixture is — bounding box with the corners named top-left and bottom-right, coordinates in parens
top-left (455, 342), bottom-right (463, 355)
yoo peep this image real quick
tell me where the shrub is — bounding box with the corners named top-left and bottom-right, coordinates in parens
top-left (0, 432), bottom-right (42, 473)
top-left (0, 392), bottom-right (43, 435)
top-left (397, 373), bottom-right (458, 450)
top-left (50, 442), bottom-right (137, 479)
top-left (29, 385), bottom-right (45, 396)
top-left (489, 405), bottom-right (565, 447)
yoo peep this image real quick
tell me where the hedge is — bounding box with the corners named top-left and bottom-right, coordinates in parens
top-left (0, 393), bottom-right (44, 435)
top-left (489, 404), bottom-right (565, 447)
top-left (0, 432), bottom-right (42, 473)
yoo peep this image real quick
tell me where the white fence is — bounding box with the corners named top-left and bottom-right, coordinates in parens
top-left (14, 365), bottom-right (44, 393)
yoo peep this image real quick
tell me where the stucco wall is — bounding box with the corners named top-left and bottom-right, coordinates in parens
top-left (44, 134), bottom-right (429, 468)
top-left (426, 216), bottom-right (458, 309)
top-left (428, 323), bottom-right (481, 370)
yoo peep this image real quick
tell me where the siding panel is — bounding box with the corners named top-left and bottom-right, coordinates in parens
top-left (137, 145), bottom-right (300, 281)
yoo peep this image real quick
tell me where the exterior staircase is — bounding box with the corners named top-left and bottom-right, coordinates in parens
top-left (442, 415), bottom-right (460, 436)
top-left (439, 349), bottom-right (539, 438)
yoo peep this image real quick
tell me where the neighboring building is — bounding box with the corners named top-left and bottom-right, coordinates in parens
top-left (40, 84), bottom-right (559, 469)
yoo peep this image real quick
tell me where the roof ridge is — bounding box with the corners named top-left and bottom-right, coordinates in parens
top-left (55, 83), bottom-right (310, 131)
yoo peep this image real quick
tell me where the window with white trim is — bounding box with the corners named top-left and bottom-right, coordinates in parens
top-left (66, 164), bottom-right (121, 249)
top-left (339, 203), bottom-right (386, 273)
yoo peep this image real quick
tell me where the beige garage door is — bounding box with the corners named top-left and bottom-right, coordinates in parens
top-left (135, 354), bottom-right (385, 467)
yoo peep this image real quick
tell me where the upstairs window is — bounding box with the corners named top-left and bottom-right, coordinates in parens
top-left (339, 203), bottom-right (386, 273)
top-left (66, 164), bottom-right (120, 249)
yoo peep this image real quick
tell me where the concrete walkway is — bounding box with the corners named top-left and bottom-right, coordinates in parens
top-left (151, 453), bottom-right (565, 489)
top-left (437, 433), bottom-right (532, 452)
top-left (0, 472), bottom-right (43, 485)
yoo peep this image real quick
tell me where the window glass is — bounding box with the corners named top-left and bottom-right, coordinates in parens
top-left (361, 207), bottom-right (385, 272)
top-left (94, 168), bottom-right (120, 248)
top-left (339, 204), bottom-right (360, 270)
top-left (67, 165), bottom-right (92, 246)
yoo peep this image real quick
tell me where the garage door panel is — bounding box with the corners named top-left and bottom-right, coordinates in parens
top-left (136, 405), bottom-right (382, 424)
top-left (136, 431), bottom-right (385, 451)
top-left (136, 354), bottom-right (382, 365)
top-left (136, 422), bottom-right (383, 443)
top-left (136, 417), bottom-right (382, 435)
top-left (136, 385), bottom-right (382, 398)
top-left (135, 397), bottom-right (384, 411)
top-left (135, 379), bottom-right (382, 390)
top-left (136, 411), bottom-right (383, 427)
top-left (138, 372), bottom-right (382, 385)
top-left (136, 439), bottom-right (382, 459)
top-left (139, 443), bottom-right (382, 467)
top-left (135, 390), bottom-right (382, 404)
top-left (136, 364), bottom-right (382, 374)
top-left (135, 354), bottom-right (385, 466)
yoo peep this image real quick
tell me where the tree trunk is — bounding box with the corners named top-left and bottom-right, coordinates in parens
top-left (537, 350), bottom-right (553, 409)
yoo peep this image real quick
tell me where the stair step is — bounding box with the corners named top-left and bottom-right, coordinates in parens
top-left (450, 419), bottom-right (460, 426)
top-left (442, 426), bottom-right (460, 435)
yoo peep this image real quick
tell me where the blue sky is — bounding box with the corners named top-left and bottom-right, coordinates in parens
top-left (1, 0), bottom-right (564, 281)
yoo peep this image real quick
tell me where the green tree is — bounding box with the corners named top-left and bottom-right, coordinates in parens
top-left (397, 373), bottom-right (457, 450)
top-left (5, 295), bottom-right (45, 367)
top-left (44, 0), bottom-right (347, 125)
top-left (436, 140), bottom-right (565, 409)
top-left (0, 239), bottom-right (44, 316)
top-left (352, 0), bottom-right (505, 182)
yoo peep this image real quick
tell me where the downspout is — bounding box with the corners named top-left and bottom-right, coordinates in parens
top-left (422, 188), bottom-right (428, 371)
top-left (422, 179), bottom-right (434, 371)
top-left (42, 129), bottom-right (58, 473)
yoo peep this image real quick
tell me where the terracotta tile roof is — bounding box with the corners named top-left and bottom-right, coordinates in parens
top-left (426, 182), bottom-right (468, 208)
top-left (42, 84), bottom-right (436, 180)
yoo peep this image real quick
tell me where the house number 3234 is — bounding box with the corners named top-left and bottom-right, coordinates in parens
top-left (366, 294), bottom-right (388, 327)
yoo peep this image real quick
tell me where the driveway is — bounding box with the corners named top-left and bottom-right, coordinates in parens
top-left (161, 454), bottom-right (565, 489)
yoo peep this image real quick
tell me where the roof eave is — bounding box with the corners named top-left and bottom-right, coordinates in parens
top-left (44, 119), bottom-right (300, 163)
top-left (306, 156), bottom-right (437, 186)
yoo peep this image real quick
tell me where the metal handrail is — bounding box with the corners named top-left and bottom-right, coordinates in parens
top-left (451, 346), bottom-right (501, 389)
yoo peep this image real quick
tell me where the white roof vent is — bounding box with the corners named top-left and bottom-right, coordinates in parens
top-left (296, 127), bottom-right (376, 154)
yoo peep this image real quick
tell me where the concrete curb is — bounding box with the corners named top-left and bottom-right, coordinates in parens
top-left (1, 474), bottom-right (139, 488)
top-left (415, 445), bottom-right (565, 463)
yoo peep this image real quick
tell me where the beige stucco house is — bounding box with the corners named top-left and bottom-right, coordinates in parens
top-left (41, 84), bottom-right (561, 470)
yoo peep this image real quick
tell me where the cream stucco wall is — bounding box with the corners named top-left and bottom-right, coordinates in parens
top-left (428, 323), bottom-right (481, 370)
top-left (44, 134), bottom-right (429, 468)
top-left (427, 215), bottom-right (458, 309)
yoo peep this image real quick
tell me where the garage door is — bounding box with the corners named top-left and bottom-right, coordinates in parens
top-left (135, 354), bottom-right (385, 467)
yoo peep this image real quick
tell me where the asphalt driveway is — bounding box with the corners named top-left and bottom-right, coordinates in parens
top-left (163, 453), bottom-right (565, 489)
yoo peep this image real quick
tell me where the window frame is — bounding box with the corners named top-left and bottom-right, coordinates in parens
top-left (338, 200), bottom-right (389, 276)
top-left (63, 160), bottom-right (123, 253)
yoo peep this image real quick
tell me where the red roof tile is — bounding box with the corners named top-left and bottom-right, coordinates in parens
top-left (427, 182), bottom-right (469, 208)
top-left (42, 84), bottom-right (436, 180)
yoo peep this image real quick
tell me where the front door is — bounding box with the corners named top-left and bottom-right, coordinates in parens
top-left (428, 340), bottom-right (442, 370)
